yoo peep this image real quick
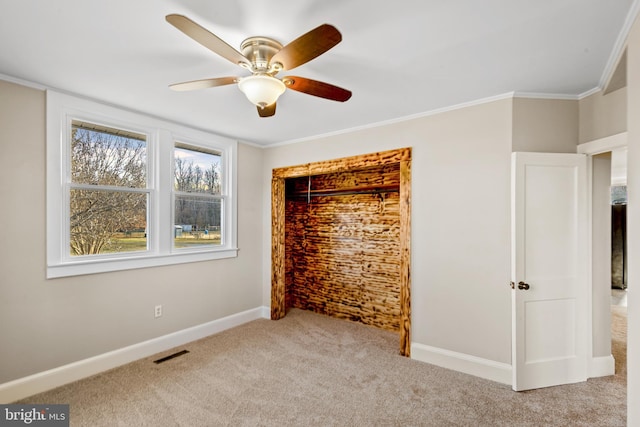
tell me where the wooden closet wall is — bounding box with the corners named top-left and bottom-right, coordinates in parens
top-left (271, 148), bottom-right (412, 356)
top-left (285, 164), bottom-right (401, 331)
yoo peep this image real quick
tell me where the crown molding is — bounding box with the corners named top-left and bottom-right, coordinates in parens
top-left (599, 0), bottom-right (640, 89)
top-left (0, 72), bottom-right (47, 91)
top-left (513, 91), bottom-right (580, 100)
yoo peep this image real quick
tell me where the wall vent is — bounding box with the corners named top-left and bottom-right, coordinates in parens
top-left (153, 350), bottom-right (189, 364)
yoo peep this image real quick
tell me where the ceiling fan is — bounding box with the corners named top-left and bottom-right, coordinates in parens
top-left (166, 14), bottom-right (352, 117)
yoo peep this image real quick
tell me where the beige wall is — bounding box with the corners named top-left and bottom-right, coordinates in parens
top-left (512, 97), bottom-right (578, 153)
top-left (579, 87), bottom-right (627, 143)
top-left (0, 80), bottom-right (264, 384)
top-left (262, 99), bottom-right (513, 364)
top-left (625, 13), bottom-right (640, 427)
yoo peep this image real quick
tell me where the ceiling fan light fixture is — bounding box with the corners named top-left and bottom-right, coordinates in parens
top-left (237, 75), bottom-right (286, 108)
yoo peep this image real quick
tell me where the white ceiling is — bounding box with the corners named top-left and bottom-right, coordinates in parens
top-left (0, 0), bottom-right (636, 146)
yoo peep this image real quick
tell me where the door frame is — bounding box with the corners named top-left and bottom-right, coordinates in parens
top-left (578, 131), bottom-right (628, 377)
top-left (270, 147), bottom-right (412, 356)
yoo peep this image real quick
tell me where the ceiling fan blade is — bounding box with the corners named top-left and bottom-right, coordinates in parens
top-left (169, 77), bottom-right (238, 92)
top-left (271, 24), bottom-right (342, 71)
top-left (283, 76), bottom-right (352, 102)
top-left (257, 103), bottom-right (276, 117)
top-left (166, 14), bottom-right (250, 67)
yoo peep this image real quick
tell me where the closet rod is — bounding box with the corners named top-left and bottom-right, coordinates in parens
top-left (288, 184), bottom-right (399, 198)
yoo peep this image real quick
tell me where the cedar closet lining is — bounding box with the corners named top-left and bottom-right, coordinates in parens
top-left (271, 148), bottom-right (412, 356)
top-left (285, 164), bottom-right (402, 331)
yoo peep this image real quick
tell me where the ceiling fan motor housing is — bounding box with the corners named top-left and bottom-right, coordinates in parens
top-left (240, 37), bottom-right (283, 74)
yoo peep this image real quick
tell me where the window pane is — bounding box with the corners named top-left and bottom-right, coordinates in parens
top-left (174, 195), bottom-right (222, 248)
top-left (70, 189), bottom-right (147, 256)
top-left (174, 145), bottom-right (221, 194)
top-left (71, 121), bottom-right (147, 188)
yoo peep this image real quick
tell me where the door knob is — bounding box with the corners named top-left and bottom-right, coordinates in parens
top-left (518, 281), bottom-right (530, 290)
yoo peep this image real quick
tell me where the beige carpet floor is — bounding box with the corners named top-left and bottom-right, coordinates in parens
top-left (19, 308), bottom-right (626, 426)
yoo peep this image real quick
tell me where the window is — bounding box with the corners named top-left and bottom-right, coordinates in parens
top-left (70, 121), bottom-right (149, 256)
top-left (173, 144), bottom-right (223, 249)
top-left (47, 91), bottom-right (237, 278)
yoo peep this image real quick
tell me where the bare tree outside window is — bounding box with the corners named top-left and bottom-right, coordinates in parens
top-left (69, 122), bottom-right (148, 256)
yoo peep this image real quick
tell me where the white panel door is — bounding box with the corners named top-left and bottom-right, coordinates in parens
top-left (511, 152), bottom-right (588, 391)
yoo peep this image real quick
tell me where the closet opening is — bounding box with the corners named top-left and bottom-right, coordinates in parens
top-left (271, 148), bottom-right (412, 356)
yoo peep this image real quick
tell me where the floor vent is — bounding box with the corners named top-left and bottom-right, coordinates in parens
top-left (153, 350), bottom-right (189, 364)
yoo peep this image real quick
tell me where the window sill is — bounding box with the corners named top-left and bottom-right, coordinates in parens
top-left (46, 248), bottom-right (239, 279)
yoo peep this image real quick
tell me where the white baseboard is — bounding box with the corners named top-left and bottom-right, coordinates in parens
top-left (260, 306), bottom-right (271, 319)
top-left (0, 306), bottom-right (270, 403)
top-left (410, 344), bottom-right (615, 386)
top-left (589, 354), bottom-right (616, 378)
top-left (411, 343), bottom-right (512, 385)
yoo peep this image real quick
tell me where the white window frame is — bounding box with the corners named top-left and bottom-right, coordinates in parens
top-left (171, 141), bottom-right (227, 251)
top-left (46, 91), bottom-right (238, 278)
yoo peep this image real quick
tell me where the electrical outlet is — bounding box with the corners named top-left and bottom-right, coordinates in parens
top-left (154, 305), bottom-right (162, 318)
